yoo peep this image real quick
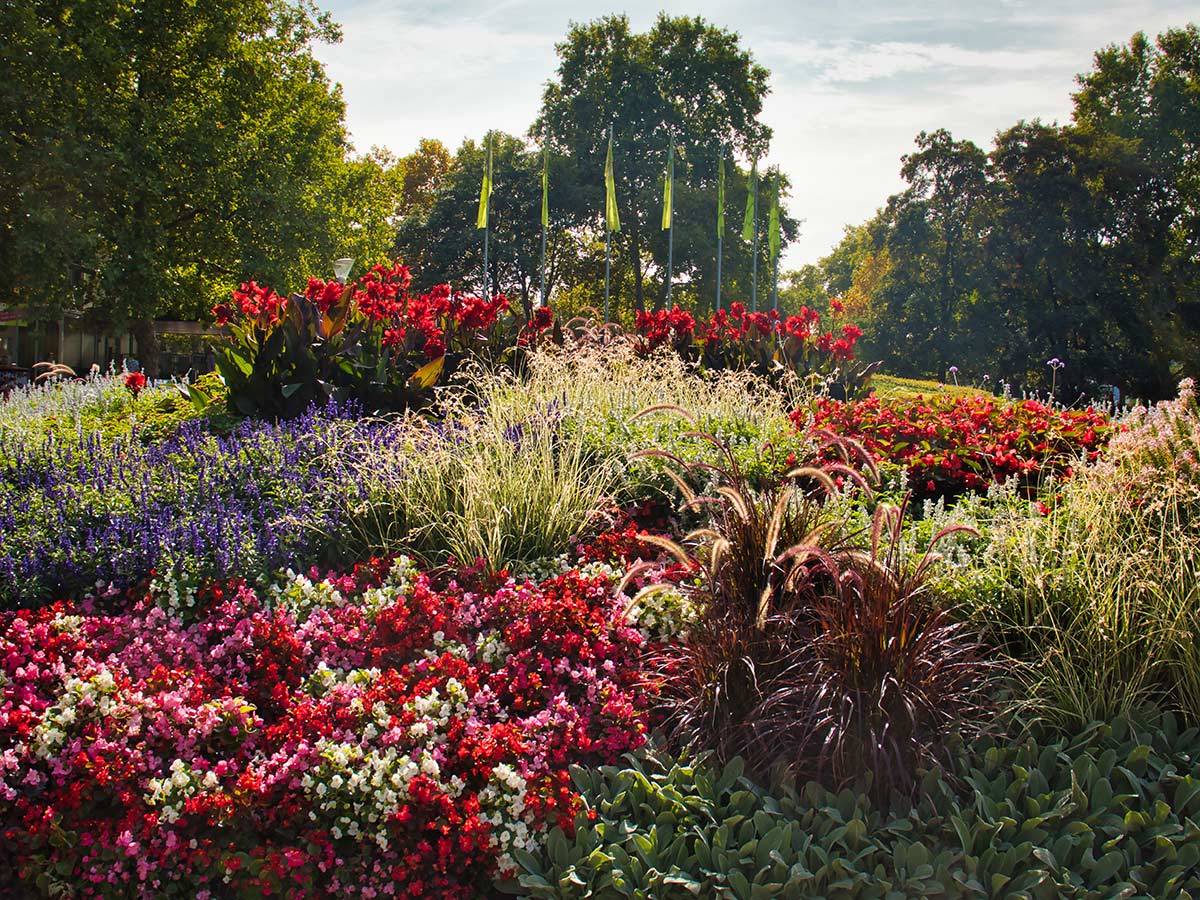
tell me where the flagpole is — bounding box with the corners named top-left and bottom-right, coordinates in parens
top-left (744, 157), bottom-right (759, 314)
top-left (604, 124), bottom-right (612, 325)
top-left (716, 235), bottom-right (723, 313)
top-left (604, 231), bottom-right (611, 324)
top-left (771, 174), bottom-right (780, 312)
top-left (539, 125), bottom-right (548, 307)
top-left (772, 254), bottom-right (779, 312)
top-left (716, 152), bottom-right (724, 312)
top-left (751, 211), bottom-right (759, 314)
top-left (482, 133), bottom-right (490, 298)
top-left (665, 135), bottom-right (674, 306)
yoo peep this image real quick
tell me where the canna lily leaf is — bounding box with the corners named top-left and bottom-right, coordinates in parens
top-left (410, 354), bottom-right (445, 389)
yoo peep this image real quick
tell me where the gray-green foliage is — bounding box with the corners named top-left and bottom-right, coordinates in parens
top-left (507, 714), bottom-right (1200, 899)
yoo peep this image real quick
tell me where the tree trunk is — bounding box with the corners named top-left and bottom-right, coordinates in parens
top-left (630, 226), bottom-right (645, 314)
top-left (130, 318), bottom-right (160, 379)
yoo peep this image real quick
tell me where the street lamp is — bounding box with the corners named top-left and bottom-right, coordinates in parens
top-left (333, 258), bottom-right (355, 284)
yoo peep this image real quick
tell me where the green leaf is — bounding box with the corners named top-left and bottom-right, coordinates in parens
top-left (1090, 849), bottom-right (1126, 883)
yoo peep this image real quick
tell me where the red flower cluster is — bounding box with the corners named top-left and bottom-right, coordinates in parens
top-left (703, 302), bottom-right (778, 344)
top-left (351, 262), bottom-right (413, 321)
top-left (781, 305), bottom-right (821, 340)
top-left (124, 371), bottom-right (147, 398)
top-left (631, 301), bottom-right (864, 377)
top-left (216, 281), bottom-right (286, 329)
top-left (634, 306), bottom-right (696, 354)
top-left (212, 262), bottom-right (517, 366)
top-left (518, 306), bottom-right (555, 349)
top-left (304, 277), bottom-right (346, 315)
top-left (799, 393), bottom-right (1119, 498)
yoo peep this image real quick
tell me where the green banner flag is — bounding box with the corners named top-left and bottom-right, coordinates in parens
top-left (541, 142), bottom-right (549, 228)
top-left (476, 134), bottom-right (493, 230)
top-left (742, 159), bottom-right (758, 242)
top-left (605, 133), bottom-right (620, 233)
top-left (769, 174), bottom-right (781, 262)
top-left (716, 156), bottom-right (725, 240)
top-left (661, 139), bottom-right (674, 230)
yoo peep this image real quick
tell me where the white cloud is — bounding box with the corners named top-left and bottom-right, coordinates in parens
top-left (761, 39), bottom-right (1078, 84)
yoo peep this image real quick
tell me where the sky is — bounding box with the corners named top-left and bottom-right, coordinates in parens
top-left (314, 0), bottom-right (1195, 269)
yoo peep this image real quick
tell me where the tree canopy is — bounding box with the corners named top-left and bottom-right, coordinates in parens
top-left (536, 13), bottom-right (787, 315)
top-left (0, 0), bottom-right (401, 374)
top-left (797, 25), bottom-right (1199, 399)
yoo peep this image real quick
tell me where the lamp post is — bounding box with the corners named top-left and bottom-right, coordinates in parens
top-left (333, 258), bottom-right (355, 285)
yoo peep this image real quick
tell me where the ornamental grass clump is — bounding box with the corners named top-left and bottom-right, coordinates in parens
top-left (633, 412), bottom-right (993, 794)
top-left (334, 399), bottom-right (619, 572)
top-left (959, 379), bottom-right (1200, 729)
top-left (481, 341), bottom-right (816, 503)
top-left (785, 498), bottom-right (993, 790)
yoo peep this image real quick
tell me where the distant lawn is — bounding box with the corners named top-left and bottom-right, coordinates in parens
top-left (866, 373), bottom-right (993, 401)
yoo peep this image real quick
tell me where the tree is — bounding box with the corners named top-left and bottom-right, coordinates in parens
top-left (1072, 25), bottom-right (1200, 391)
top-left (399, 138), bottom-right (452, 218)
top-left (335, 147), bottom-right (407, 273)
top-left (537, 13), bottom-right (776, 314)
top-left (882, 130), bottom-right (992, 381)
top-left (0, 0), bottom-right (367, 376)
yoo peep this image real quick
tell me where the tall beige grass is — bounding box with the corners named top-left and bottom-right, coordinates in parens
top-left (331, 343), bottom-right (803, 571)
top-left (962, 384), bottom-right (1200, 728)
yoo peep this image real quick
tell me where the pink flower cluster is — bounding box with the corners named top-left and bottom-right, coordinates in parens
top-left (0, 555), bottom-right (650, 898)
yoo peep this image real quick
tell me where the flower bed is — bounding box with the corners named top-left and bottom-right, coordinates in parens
top-left (0, 554), bottom-right (655, 898)
top-left (0, 402), bottom-right (381, 609)
top-left (213, 264), bottom-right (519, 419)
top-left (799, 393), bottom-right (1118, 498)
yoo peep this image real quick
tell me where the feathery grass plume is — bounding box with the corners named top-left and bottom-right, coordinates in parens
top-left (32, 361), bottom-right (77, 383)
top-left (773, 498), bottom-right (993, 793)
top-left (637, 420), bottom-right (860, 771)
top-left (638, 416), bottom-right (993, 795)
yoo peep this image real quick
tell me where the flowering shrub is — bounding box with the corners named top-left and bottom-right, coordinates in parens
top-left (212, 262), bottom-right (521, 419)
top-left (800, 393), bottom-right (1118, 499)
top-left (632, 302), bottom-right (866, 391)
top-left (0, 554), bottom-right (651, 897)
